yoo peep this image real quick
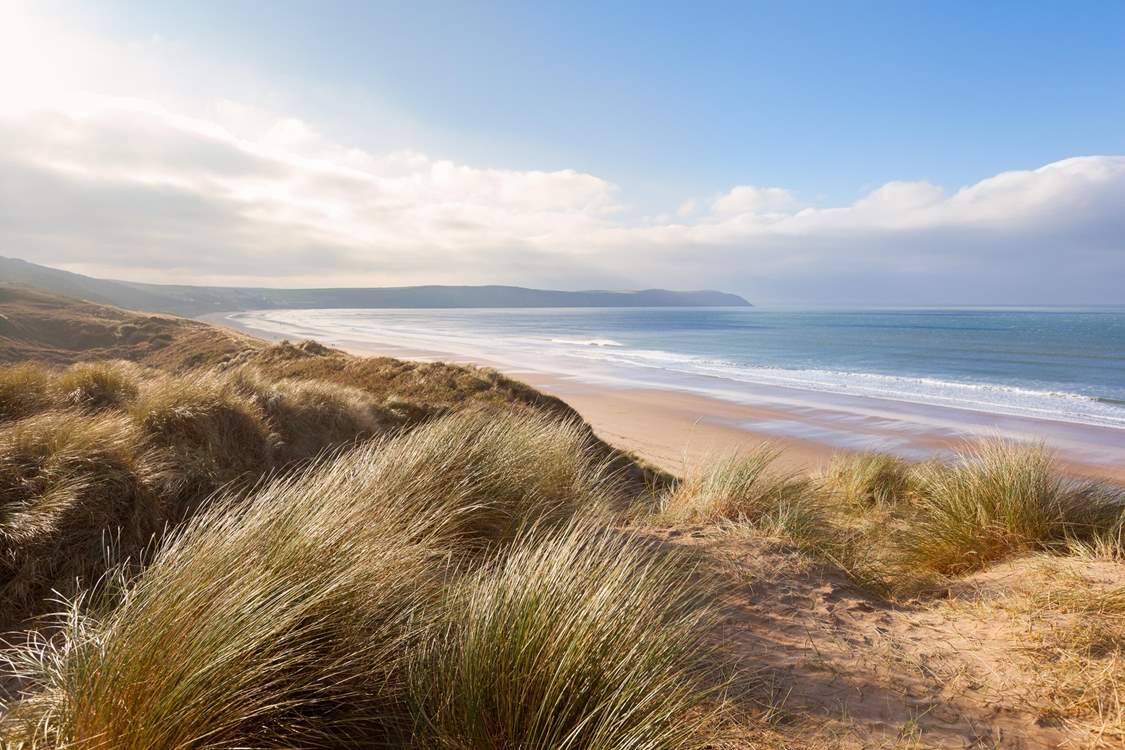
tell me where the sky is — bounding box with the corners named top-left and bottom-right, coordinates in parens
top-left (1, 0), bottom-right (1123, 304)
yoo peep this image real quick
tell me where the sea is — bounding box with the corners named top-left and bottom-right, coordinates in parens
top-left (231, 306), bottom-right (1125, 434)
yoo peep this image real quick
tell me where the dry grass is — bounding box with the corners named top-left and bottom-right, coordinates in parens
top-left (662, 442), bottom-right (1125, 599)
top-left (49, 362), bottom-right (141, 412)
top-left (900, 441), bottom-right (1125, 576)
top-left (0, 412), bottom-right (161, 622)
top-left (358, 409), bottom-right (623, 548)
top-left (0, 444), bottom-right (455, 748)
top-left (660, 445), bottom-right (821, 542)
top-left (408, 519), bottom-right (721, 749)
top-left (1, 352), bottom-right (629, 630)
top-left (0, 284), bottom-right (256, 369)
top-left (1, 416), bottom-right (716, 749)
top-left (1033, 601), bottom-right (1125, 743)
top-left (820, 451), bottom-right (916, 508)
top-left (0, 365), bottom-right (50, 423)
top-left (225, 366), bottom-right (393, 464)
top-left (129, 372), bottom-right (275, 506)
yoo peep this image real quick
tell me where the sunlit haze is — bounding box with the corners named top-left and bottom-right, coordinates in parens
top-left (2, 0), bottom-right (1123, 303)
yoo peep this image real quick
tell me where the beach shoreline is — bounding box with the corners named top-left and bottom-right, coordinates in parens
top-left (206, 311), bottom-right (1125, 483)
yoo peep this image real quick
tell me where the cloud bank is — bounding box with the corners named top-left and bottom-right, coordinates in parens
top-left (1, 6), bottom-right (1122, 303)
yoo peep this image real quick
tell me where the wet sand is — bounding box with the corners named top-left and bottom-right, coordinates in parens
top-left (206, 312), bottom-right (1125, 483)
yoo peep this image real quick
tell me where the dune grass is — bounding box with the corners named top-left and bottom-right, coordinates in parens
top-left (50, 361), bottom-right (141, 412)
top-left (820, 451), bottom-right (916, 507)
top-left (1, 414), bottom-right (717, 749)
top-left (0, 365), bottom-right (50, 423)
top-left (358, 408), bottom-right (624, 548)
top-left (900, 441), bottom-right (1125, 576)
top-left (0, 449), bottom-right (454, 748)
top-left (408, 519), bottom-right (720, 750)
top-left (0, 411), bottom-right (162, 619)
top-left (659, 445), bottom-right (821, 542)
top-left (225, 366), bottom-right (393, 463)
top-left (657, 441), bottom-right (1125, 598)
top-left (1026, 581), bottom-right (1125, 742)
top-left (0, 350), bottom-right (655, 630)
top-left (129, 371), bottom-right (275, 506)
top-left (6, 342), bottom-right (1125, 748)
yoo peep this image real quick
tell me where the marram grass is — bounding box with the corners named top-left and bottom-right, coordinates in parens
top-left (1, 415), bottom-right (718, 750)
top-left (407, 518), bottom-right (721, 750)
top-left (900, 440), bottom-right (1125, 575)
top-left (659, 444), bottom-right (823, 544)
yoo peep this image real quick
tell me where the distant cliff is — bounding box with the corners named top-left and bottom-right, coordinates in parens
top-left (0, 257), bottom-right (751, 316)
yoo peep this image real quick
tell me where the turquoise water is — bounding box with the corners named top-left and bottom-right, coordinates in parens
top-left (234, 307), bottom-right (1125, 430)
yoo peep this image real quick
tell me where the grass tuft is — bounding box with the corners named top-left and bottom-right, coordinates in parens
top-left (0, 364), bottom-right (51, 423)
top-left (0, 414), bottom-right (712, 749)
top-left (820, 451), bottom-right (916, 507)
top-left (225, 366), bottom-right (396, 464)
top-left (0, 411), bottom-right (160, 625)
top-left (660, 445), bottom-right (821, 544)
top-left (130, 372), bottom-right (273, 505)
top-left (900, 441), bottom-right (1125, 576)
top-left (361, 408), bottom-right (622, 547)
top-left (50, 361), bottom-right (140, 412)
top-left (407, 519), bottom-right (721, 749)
top-left (0, 444), bottom-right (455, 749)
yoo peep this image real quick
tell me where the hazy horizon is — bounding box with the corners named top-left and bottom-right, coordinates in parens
top-left (2, 1), bottom-right (1123, 305)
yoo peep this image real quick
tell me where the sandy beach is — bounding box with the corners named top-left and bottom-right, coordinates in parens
top-left (207, 311), bottom-right (1125, 483)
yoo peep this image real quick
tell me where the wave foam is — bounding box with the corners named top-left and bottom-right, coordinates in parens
top-left (549, 338), bottom-right (624, 347)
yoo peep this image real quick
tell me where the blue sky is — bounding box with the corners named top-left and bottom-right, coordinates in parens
top-left (86, 1), bottom-right (1125, 208)
top-left (1, 1), bottom-right (1123, 303)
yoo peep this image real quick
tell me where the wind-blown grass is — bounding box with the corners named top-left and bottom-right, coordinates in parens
top-left (407, 519), bottom-right (721, 750)
top-left (362, 408), bottom-right (623, 547)
top-left (900, 441), bottom-right (1125, 576)
top-left (820, 451), bottom-right (916, 507)
top-left (50, 361), bottom-right (140, 412)
top-left (659, 445), bottom-right (822, 544)
top-left (226, 367), bottom-right (392, 464)
top-left (1, 415), bottom-right (715, 749)
top-left (129, 372), bottom-right (274, 506)
top-left (0, 411), bottom-right (161, 619)
top-left (0, 365), bottom-right (50, 423)
top-left (0, 448), bottom-right (455, 749)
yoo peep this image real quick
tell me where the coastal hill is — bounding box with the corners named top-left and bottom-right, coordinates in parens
top-left (0, 256), bottom-right (751, 317)
top-left (0, 284), bottom-right (254, 368)
top-left (2, 288), bottom-right (1125, 748)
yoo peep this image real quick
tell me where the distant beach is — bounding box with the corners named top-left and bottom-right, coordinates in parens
top-left (211, 307), bottom-right (1125, 482)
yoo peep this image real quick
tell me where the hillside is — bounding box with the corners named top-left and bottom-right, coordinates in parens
top-left (0, 284), bottom-right (256, 368)
top-left (0, 256), bottom-right (751, 316)
top-left (2, 291), bottom-right (1125, 748)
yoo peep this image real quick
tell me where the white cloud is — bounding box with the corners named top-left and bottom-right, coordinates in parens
top-left (711, 185), bottom-right (800, 217)
top-left (0, 2), bottom-right (1122, 302)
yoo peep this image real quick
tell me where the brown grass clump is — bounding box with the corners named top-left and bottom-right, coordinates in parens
top-left (0, 365), bottom-right (50, 423)
top-left (0, 412), bottom-right (161, 626)
top-left (49, 361), bottom-right (140, 412)
top-left (225, 366), bottom-right (397, 464)
top-left (232, 340), bottom-right (574, 420)
top-left (0, 444), bottom-right (455, 749)
top-left (130, 372), bottom-right (274, 506)
top-left (1027, 583), bottom-right (1125, 742)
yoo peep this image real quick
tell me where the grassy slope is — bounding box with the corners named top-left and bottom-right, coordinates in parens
top-left (0, 284), bottom-right (256, 368)
top-left (2, 288), bottom-right (1125, 748)
top-left (0, 288), bottom-right (668, 631)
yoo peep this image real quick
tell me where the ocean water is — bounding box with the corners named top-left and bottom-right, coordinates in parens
top-left (233, 307), bottom-right (1125, 431)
